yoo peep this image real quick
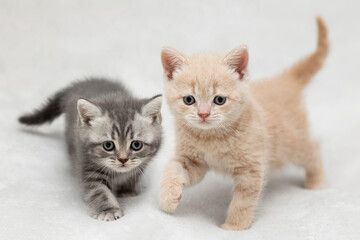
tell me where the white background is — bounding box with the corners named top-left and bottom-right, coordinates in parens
top-left (0, 0), bottom-right (359, 239)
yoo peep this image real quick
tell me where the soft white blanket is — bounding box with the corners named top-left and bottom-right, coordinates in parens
top-left (1, 0), bottom-right (359, 239)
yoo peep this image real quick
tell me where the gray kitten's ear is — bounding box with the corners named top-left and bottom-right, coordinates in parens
top-left (222, 45), bottom-right (249, 80)
top-left (141, 95), bottom-right (162, 122)
top-left (161, 47), bottom-right (187, 80)
top-left (77, 99), bottom-right (102, 126)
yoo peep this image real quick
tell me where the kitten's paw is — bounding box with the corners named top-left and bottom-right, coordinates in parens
top-left (305, 171), bottom-right (324, 189)
top-left (305, 180), bottom-right (324, 189)
top-left (221, 223), bottom-right (250, 231)
top-left (159, 180), bottom-right (183, 213)
top-left (305, 176), bottom-right (324, 189)
top-left (92, 209), bottom-right (123, 221)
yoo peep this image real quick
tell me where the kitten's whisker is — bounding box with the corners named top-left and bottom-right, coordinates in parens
top-left (82, 165), bottom-right (107, 183)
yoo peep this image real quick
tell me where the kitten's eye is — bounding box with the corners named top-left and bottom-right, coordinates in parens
top-left (130, 141), bottom-right (143, 151)
top-left (183, 96), bottom-right (196, 105)
top-left (103, 141), bottom-right (115, 151)
top-left (214, 96), bottom-right (226, 105)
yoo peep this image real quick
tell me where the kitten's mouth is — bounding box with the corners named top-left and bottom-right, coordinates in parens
top-left (189, 120), bottom-right (217, 130)
top-left (196, 117), bottom-right (210, 124)
top-left (111, 163), bottom-right (138, 172)
top-left (119, 163), bottom-right (131, 169)
top-left (198, 118), bottom-right (214, 125)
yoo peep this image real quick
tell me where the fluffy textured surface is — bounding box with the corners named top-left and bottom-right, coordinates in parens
top-left (0, 0), bottom-right (359, 239)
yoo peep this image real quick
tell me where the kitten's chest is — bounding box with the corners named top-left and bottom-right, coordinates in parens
top-left (111, 172), bottom-right (137, 191)
top-left (193, 138), bottom-right (237, 172)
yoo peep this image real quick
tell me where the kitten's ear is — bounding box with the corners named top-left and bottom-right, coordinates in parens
top-left (161, 47), bottom-right (187, 80)
top-left (223, 45), bottom-right (249, 80)
top-left (77, 99), bottom-right (102, 126)
top-left (141, 95), bottom-right (162, 122)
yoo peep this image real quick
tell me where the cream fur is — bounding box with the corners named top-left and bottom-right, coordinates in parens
top-left (159, 17), bottom-right (329, 231)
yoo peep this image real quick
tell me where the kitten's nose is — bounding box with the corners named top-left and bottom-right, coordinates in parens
top-left (118, 158), bottom-right (129, 164)
top-left (198, 112), bottom-right (210, 119)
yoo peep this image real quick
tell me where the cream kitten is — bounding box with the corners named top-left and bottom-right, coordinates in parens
top-left (159, 17), bottom-right (329, 230)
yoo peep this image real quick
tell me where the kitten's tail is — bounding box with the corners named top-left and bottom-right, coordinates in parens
top-left (18, 89), bottom-right (67, 125)
top-left (284, 17), bottom-right (329, 88)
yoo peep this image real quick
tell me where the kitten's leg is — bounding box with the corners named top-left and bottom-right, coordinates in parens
top-left (302, 141), bottom-right (324, 189)
top-left (159, 157), bottom-right (208, 213)
top-left (221, 167), bottom-right (265, 231)
top-left (83, 179), bottom-right (123, 221)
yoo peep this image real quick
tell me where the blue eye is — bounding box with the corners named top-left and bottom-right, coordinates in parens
top-left (130, 141), bottom-right (143, 151)
top-left (214, 96), bottom-right (226, 105)
top-left (183, 96), bottom-right (195, 105)
top-left (103, 141), bottom-right (115, 151)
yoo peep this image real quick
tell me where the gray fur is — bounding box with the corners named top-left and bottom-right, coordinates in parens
top-left (19, 77), bottom-right (163, 221)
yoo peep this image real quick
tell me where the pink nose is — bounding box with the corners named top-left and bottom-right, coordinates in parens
top-left (198, 112), bottom-right (210, 119)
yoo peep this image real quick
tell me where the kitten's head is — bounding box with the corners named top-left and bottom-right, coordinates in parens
top-left (77, 94), bottom-right (162, 173)
top-left (161, 46), bottom-right (249, 131)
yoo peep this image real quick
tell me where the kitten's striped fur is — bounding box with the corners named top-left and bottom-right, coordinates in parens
top-left (19, 78), bottom-right (162, 221)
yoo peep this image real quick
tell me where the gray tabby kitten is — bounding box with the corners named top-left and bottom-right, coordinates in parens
top-left (19, 78), bottom-right (162, 221)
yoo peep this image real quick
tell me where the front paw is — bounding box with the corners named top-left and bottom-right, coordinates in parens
top-left (221, 223), bottom-right (250, 231)
top-left (92, 208), bottom-right (123, 221)
top-left (159, 179), bottom-right (183, 214)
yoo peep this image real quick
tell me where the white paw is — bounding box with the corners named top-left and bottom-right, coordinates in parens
top-left (159, 180), bottom-right (183, 214)
top-left (92, 209), bottom-right (123, 221)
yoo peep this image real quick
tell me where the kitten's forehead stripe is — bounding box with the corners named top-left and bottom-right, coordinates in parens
top-left (112, 123), bottom-right (120, 139)
top-left (125, 124), bottom-right (133, 138)
top-left (130, 129), bottom-right (134, 139)
top-left (111, 124), bottom-right (116, 139)
top-left (191, 78), bottom-right (196, 93)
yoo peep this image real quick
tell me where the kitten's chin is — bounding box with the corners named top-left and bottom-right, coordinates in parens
top-left (188, 121), bottom-right (219, 130)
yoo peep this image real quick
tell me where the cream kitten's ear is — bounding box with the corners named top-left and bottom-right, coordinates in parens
top-left (223, 45), bottom-right (249, 80)
top-left (141, 95), bottom-right (162, 122)
top-left (77, 99), bottom-right (102, 126)
top-left (161, 47), bottom-right (187, 80)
